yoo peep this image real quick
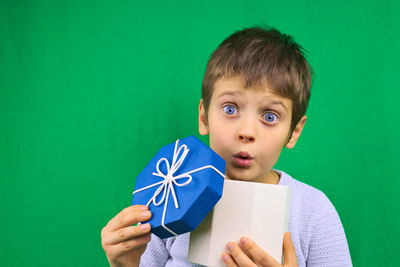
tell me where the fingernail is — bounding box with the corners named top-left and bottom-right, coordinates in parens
top-left (222, 254), bottom-right (229, 261)
top-left (143, 234), bottom-right (151, 242)
top-left (142, 211), bottom-right (151, 217)
top-left (140, 223), bottom-right (150, 231)
top-left (228, 242), bottom-right (234, 250)
top-left (140, 206), bottom-right (148, 210)
top-left (240, 237), bottom-right (248, 245)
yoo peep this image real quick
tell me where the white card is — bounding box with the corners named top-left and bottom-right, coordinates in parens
top-left (188, 179), bottom-right (291, 267)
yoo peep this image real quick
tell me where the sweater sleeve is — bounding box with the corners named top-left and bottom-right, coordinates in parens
top-left (306, 192), bottom-right (352, 267)
top-left (139, 234), bottom-right (169, 267)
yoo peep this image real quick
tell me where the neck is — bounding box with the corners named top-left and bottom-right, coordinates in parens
top-left (258, 169), bottom-right (280, 184)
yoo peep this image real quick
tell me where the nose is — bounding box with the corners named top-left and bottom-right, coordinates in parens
top-left (237, 117), bottom-right (256, 143)
top-left (239, 134), bottom-right (255, 143)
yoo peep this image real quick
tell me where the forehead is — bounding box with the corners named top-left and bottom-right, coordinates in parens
top-left (212, 76), bottom-right (292, 111)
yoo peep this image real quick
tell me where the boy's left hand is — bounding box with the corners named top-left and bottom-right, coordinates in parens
top-left (222, 232), bottom-right (298, 267)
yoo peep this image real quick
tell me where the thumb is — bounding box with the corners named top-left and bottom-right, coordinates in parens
top-left (283, 232), bottom-right (298, 266)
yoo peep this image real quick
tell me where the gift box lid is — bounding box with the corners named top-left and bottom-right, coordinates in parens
top-left (132, 136), bottom-right (225, 239)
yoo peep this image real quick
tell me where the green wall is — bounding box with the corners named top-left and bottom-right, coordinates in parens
top-left (1, 0), bottom-right (399, 266)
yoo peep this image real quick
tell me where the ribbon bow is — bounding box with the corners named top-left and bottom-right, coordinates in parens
top-left (132, 139), bottom-right (224, 236)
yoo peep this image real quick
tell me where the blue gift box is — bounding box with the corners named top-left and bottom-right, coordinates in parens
top-left (131, 136), bottom-right (225, 239)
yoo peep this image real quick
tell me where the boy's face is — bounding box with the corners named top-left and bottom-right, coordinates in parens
top-left (198, 76), bottom-right (306, 184)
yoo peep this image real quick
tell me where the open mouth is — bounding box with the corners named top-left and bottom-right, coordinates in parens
top-left (232, 152), bottom-right (253, 167)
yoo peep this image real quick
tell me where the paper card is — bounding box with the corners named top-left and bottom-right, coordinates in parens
top-left (188, 179), bottom-right (291, 267)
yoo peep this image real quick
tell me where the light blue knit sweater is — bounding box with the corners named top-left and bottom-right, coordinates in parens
top-left (140, 170), bottom-right (352, 267)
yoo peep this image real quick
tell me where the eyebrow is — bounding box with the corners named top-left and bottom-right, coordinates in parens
top-left (216, 91), bottom-right (241, 98)
top-left (263, 99), bottom-right (288, 111)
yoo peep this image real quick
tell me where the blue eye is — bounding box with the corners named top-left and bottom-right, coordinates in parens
top-left (223, 105), bottom-right (237, 115)
top-left (263, 112), bottom-right (278, 123)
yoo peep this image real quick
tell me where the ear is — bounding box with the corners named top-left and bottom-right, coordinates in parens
top-left (285, 115), bottom-right (307, 149)
top-left (198, 99), bottom-right (209, 135)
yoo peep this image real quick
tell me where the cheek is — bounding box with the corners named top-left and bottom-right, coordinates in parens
top-left (258, 140), bottom-right (284, 170)
top-left (209, 131), bottom-right (225, 152)
top-left (261, 133), bottom-right (287, 155)
top-left (208, 126), bottom-right (231, 156)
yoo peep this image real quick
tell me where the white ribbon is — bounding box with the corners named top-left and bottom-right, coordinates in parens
top-left (132, 139), bottom-right (225, 236)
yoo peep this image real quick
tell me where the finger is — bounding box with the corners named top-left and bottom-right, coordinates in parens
top-left (106, 205), bottom-right (149, 229)
top-left (239, 237), bottom-right (279, 266)
top-left (105, 233), bottom-right (151, 258)
top-left (222, 252), bottom-right (238, 267)
top-left (282, 232), bottom-right (298, 265)
top-left (227, 241), bottom-right (257, 267)
top-left (103, 223), bottom-right (151, 246)
top-left (106, 205), bottom-right (152, 232)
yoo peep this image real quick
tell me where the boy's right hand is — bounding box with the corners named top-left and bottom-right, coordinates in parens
top-left (101, 205), bottom-right (152, 267)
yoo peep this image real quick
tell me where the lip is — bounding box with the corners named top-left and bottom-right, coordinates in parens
top-left (232, 152), bottom-right (254, 168)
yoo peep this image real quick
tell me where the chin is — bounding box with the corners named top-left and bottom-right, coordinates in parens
top-left (225, 171), bottom-right (255, 182)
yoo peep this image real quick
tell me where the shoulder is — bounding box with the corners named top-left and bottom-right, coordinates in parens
top-left (275, 170), bottom-right (341, 245)
top-left (276, 170), bottom-right (352, 266)
top-left (276, 169), bottom-right (336, 215)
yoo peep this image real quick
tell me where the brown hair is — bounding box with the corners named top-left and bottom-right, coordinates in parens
top-left (201, 26), bottom-right (313, 134)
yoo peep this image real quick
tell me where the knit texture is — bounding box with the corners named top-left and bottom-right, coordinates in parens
top-left (140, 170), bottom-right (352, 267)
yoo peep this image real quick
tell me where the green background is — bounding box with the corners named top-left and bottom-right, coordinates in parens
top-left (1, 0), bottom-right (399, 266)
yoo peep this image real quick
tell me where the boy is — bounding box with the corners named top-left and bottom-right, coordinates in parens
top-left (101, 26), bottom-right (352, 267)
